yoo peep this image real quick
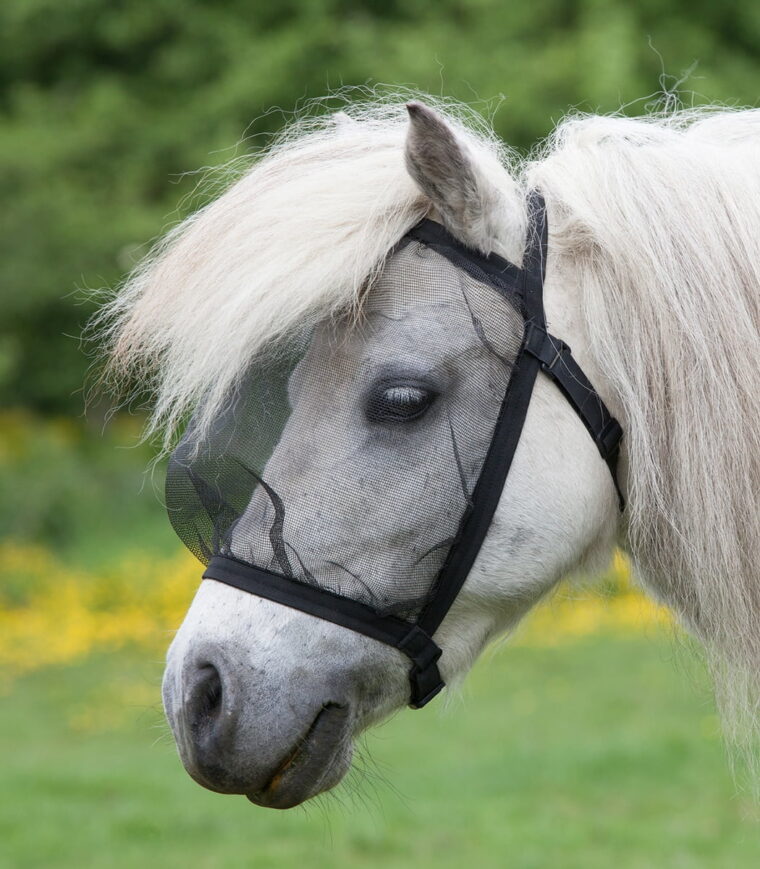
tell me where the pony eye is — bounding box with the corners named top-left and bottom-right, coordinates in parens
top-left (366, 383), bottom-right (436, 423)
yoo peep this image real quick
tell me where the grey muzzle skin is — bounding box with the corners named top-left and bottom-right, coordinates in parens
top-left (166, 191), bottom-right (624, 708)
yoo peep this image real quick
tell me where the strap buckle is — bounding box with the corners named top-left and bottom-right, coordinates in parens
top-left (398, 625), bottom-right (444, 709)
top-left (523, 321), bottom-right (569, 371)
top-left (596, 417), bottom-right (623, 461)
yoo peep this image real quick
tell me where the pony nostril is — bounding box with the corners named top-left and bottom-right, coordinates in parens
top-left (185, 663), bottom-right (226, 742)
top-left (197, 665), bottom-right (222, 720)
top-left (176, 657), bottom-right (251, 794)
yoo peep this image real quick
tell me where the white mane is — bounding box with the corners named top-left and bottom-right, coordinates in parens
top-left (530, 109), bottom-right (760, 762)
top-left (99, 96), bottom-right (760, 761)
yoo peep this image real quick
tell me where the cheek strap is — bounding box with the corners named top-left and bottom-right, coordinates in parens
top-left (523, 322), bottom-right (624, 510)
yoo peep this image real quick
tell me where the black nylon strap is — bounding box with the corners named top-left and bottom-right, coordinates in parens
top-left (414, 191), bottom-right (549, 641)
top-left (406, 219), bottom-right (522, 290)
top-left (202, 555), bottom-right (444, 708)
top-left (415, 341), bottom-right (542, 640)
top-left (523, 322), bottom-right (625, 509)
top-left (520, 190), bottom-right (549, 325)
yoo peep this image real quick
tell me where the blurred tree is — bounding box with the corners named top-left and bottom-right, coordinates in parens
top-left (1, 0), bottom-right (758, 415)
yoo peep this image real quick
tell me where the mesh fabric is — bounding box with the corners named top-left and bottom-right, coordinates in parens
top-left (166, 235), bottom-right (524, 621)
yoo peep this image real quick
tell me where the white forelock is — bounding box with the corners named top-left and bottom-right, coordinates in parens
top-left (94, 97), bottom-right (524, 449)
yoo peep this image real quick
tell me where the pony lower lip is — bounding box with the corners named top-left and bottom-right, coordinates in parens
top-left (248, 703), bottom-right (351, 808)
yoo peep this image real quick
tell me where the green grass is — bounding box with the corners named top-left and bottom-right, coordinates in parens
top-left (2, 635), bottom-right (760, 868)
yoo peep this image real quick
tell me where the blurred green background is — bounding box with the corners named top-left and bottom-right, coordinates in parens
top-left (2, 1), bottom-right (760, 866)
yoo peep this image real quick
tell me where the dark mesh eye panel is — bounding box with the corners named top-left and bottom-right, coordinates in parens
top-left (165, 196), bottom-right (623, 709)
top-left (166, 237), bottom-right (523, 621)
top-left (165, 340), bottom-right (308, 565)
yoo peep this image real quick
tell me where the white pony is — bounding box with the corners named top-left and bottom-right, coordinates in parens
top-left (98, 95), bottom-right (760, 807)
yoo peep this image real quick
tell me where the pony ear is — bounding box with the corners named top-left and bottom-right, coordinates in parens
top-left (404, 102), bottom-right (508, 254)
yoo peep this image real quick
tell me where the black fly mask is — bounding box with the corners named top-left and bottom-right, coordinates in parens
top-left (166, 192), bottom-right (624, 708)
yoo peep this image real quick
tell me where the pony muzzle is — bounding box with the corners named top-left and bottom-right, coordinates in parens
top-left (163, 640), bottom-right (355, 807)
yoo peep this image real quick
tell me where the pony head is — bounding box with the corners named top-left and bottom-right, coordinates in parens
top-left (98, 95), bottom-right (760, 805)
